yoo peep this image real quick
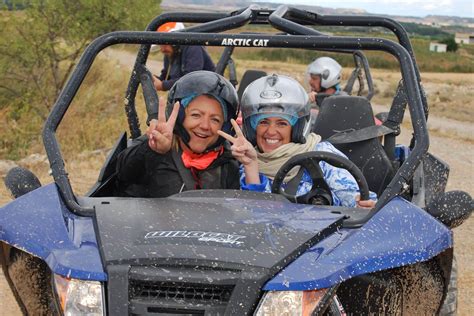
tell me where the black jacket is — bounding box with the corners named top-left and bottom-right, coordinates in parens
top-left (115, 140), bottom-right (239, 198)
top-left (158, 45), bottom-right (216, 91)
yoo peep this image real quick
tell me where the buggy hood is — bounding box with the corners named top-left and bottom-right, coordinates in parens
top-left (91, 190), bottom-right (344, 270)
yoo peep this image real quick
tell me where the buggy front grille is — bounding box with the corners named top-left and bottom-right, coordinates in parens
top-left (130, 280), bottom-right (234, 304)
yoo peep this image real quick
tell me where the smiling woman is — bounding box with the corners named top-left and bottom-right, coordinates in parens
top-left (114, 71), bottom-right (241, 197)
top-left (218, 74), bottom-right (377, 208)
top-left (255, 117), bottom-right (293, 153)
top-left (181, 95), bottom-right (225, 153)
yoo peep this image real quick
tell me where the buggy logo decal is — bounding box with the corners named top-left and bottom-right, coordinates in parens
top-left (260, 90), bottom-right (282, 99)
top-left (145, 230), bottom-right (246, 245)
top-left (221, 38), bottom-right (269, 47)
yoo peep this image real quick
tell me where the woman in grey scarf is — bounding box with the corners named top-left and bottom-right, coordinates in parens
top-left (218, 74), bottom-right (376, 208)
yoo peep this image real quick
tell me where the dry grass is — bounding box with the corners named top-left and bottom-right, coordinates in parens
top-left (371, 69), bottom-right (474, 123)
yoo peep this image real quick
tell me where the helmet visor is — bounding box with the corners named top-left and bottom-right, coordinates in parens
top-left (241, 102), bottom-right (309, 120)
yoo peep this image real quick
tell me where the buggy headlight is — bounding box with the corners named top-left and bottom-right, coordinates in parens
top-left (53, 274), bottom-right (105, 316)
top-left (254, 289), bottom-right (330, 316)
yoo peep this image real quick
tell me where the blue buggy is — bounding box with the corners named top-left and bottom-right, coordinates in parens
top-left (1, 5), bottom-right (472, 315)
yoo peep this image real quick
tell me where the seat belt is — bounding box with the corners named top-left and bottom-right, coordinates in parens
top-left (171, 149), bottom-right (196, 191)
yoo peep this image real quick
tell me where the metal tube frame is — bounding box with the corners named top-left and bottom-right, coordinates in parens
top-left (268, 5), bottom-right (428, 119)
top-left (43, 6), bottom-right (429, 227)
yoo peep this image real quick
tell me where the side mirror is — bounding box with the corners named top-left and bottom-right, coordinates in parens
top-left (4, 167), bottom-right (42, 199)
top-left (425, 190), bottom-right (473, 229)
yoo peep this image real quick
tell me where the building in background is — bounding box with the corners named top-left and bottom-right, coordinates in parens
top-left (455, 33), bottom-right (474, 45)
top-left (429, 42), bottom-right (447, 53)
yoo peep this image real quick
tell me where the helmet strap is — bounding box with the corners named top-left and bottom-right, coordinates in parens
top-left (174, 103), bottom-right (190, 146)
top-left (243, 120), bottom-right (257, 146)
top-left (291, 117), bottom-right (308, 144)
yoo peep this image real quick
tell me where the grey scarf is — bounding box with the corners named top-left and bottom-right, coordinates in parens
top-left (257, 133), bottom-right (321, 182)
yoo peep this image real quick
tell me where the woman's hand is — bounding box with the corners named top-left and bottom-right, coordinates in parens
top-left (218, 119), bottom-right (260, 184)
top-left (147, 96), bottom-right (179, 154)
top-left (355, 194), bottom-right (376, 209)
top-left (218, 119), bottom-right (257, 166)
top-left (152, 75), bottom-right (164, 91)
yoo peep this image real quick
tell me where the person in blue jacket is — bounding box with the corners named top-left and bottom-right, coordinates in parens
top-left (218, 74), bottom-right (376, 208)
top-left (152, 22), bottom-right (216, 91)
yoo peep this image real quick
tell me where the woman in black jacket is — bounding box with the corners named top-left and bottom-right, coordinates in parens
top-left (116, 71), bottom-right (240, 197)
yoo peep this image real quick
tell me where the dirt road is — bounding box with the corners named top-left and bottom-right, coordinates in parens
top-left (0, 50), bottom-right (472, 314)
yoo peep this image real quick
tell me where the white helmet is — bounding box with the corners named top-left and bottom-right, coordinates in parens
top-left (307, 57), bottom-right (342, 89)
top-left (240, 74), bottom-right (311, 145)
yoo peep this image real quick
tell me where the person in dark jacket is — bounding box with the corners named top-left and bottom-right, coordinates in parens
top-left (116, 71), bottom-right (240, 198)
top-left (152, 22), bottom-right (215, 91)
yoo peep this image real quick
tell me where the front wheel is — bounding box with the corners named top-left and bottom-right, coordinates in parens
top-left (3, 248), bottom-right (58, 315)
top-left (322, 295), bottom-right (346, 315)
top-left (336, 258), bottom-right (445, 315)
top-left (439, 256), bottom-right (458, 316)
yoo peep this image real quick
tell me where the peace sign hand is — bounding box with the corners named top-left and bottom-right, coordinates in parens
top-left (217, 119), bottom-right (257, 166)
top-left (147, 96), bottom-right (180, 154)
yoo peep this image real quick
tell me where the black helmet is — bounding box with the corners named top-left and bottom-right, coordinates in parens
top-left (166, 71), bottom-right (239, 150)
top-left (240, 74), bottom-right (311, 145)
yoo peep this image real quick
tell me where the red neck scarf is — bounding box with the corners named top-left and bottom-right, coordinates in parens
top-left (181, 146), bottom-right (223, 170)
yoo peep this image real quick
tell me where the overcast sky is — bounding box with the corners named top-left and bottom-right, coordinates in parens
top-left (259, 0), bottom-right (473, 18)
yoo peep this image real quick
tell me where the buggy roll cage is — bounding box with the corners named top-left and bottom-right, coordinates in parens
top-left (43, 5), bottom-right (429, 228)
top-left (343, 50), bottom-right (375, 100)
top-left (216, 45), bottom-right (374, 100)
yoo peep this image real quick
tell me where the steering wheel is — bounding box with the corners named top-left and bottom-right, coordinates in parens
top-left (271, 151), bottom-right (370, 205)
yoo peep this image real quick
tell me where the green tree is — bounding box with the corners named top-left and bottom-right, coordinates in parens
top-left (0, 0), bottom-right (161, 158)
top-left (0, 0), bottom-right (161, 117)
top-left (440, 37), bottom-right (459, 52)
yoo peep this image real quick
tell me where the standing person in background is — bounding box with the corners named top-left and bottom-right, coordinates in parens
top-left (152, 22), bottom-right (216, 92)
top-left (306, 56), bottom-right (344, 103)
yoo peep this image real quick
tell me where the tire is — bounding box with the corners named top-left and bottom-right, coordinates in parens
top-left (439, 256), bottom-right (458, 316)
top-left (0, 244), bottom-right (28, 315)
top-left (323, 295), bottom-right (346, 315)
top-left (6, 249), bottom-right (58, 316)
top-left (337, 259), bottom-right (445, 315)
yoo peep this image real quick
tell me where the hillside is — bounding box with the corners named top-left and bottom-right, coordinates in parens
top-left (162, 0), bottom-right (474, 29)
